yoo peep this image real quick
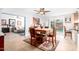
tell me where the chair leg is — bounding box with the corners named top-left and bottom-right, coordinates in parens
top-left (52, 37), bottom-right (54, 47)
top-left (31, 37), bottom-right (32, 45)
top-left (54, 36), bottom-right (56, 44)
top-left (64, 33), bottom-right (66, 38)
top-left (71, 33), bottom-right (72, 39)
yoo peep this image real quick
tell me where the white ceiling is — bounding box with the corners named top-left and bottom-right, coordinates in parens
top-left (0, 8), bottom-right (78, 16)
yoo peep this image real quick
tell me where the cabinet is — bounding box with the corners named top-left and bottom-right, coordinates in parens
top-left (2, 27), bottom-right (10, 33)
top-left (71, 11), bottom-right (79, 24)
top-left (0, 36), bottom-right (4, 51)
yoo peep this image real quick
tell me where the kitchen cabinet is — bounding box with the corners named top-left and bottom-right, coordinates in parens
top-left (71, 11), bottom-right (79, 24)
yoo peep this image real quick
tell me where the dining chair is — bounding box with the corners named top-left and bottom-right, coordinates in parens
top-left (29, 27), bottom-right (37, 45)
top-left (64, 26), bottom-right (72, 39)
top-left (35, 30), bottom-right (46, 44)
top-left (47, 27), bottom-right (56, 47)
top-left (29, 27), bottom-right (45, 46)
top-left (53, 27), bottom-right (56, 44)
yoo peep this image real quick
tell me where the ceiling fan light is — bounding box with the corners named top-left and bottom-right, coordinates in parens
top-left (34, 8), bottom-right (50, 15)
top-left (40, 12), bottom-right (44, 15)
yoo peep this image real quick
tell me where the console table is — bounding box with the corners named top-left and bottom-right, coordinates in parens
top-left (2, 27), bottom-right (10, 33)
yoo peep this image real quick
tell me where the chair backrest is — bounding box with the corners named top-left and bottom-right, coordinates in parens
top-left (29, 27), bottom-right (35, 37)
top-left (64, 26), bottom-right (71, 32)
top-left (41, 30), bottom-right (46, 34)
top-left (64, 26), bottom-right (66, 32)
top-left (53, 26), bottom-right (56, 36)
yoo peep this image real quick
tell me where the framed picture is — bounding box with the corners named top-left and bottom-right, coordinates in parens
top-left (65, 18), bottom-right (71, 23)
top-left (1, 19), bottom-right (6, 25)
top-left (17, 21), bottom-right (21, 26)
top-left (33, 17), bottom-right (40, 25)
top-left (9, 19), bottom-right (16, 26)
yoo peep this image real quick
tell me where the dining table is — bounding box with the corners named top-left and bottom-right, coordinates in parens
top-left (35, 27), bottom-right (53, 33)
top-left (35, 27), bottom-right (55, 42)
top-left (35, 27), bottom-right (56, 47)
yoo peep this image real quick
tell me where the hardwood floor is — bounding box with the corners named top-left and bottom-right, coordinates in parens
top-left (56, 37), bottom-right (77, 51)
top-left (4, 32), bottom-right (77, 51)
top-left (4, 33), bottom-right (42, 51)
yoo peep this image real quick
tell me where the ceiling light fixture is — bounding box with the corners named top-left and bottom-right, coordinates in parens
top-left (34, 8), bottom-right (50, 15)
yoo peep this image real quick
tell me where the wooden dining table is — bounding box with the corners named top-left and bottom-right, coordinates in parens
top-left (35, 27), bottom-right (54, 43)
top-left (35, 27), bottom-right (53, 33)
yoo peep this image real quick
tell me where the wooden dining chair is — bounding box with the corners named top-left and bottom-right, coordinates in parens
top-left (64, 26), bottom-right (72, 39)
top-left (35, 30), bottom-right (46, 44)
top-left (53, 27), bottom-right (56, 44)
top-left (29, 27), bottom-right (37, 45)
top-left (47, 27), bottom-right (56, 47)
top-left (29, 27), bottom-right (45, 46)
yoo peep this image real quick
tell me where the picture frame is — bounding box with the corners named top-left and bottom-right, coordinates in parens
top-left (9, 19), bottom-right (16, 26)
top-left (17, 21), bottom-right (21, 26)
top-left (33, 17), bottom-right (40, 25)
top-left (65, 18), bottom-right (71, 23)
top-left (1, 19), bottom-right (6, 25)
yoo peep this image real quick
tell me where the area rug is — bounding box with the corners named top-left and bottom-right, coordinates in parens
top-left (23, 38), bottom-right (59, 51)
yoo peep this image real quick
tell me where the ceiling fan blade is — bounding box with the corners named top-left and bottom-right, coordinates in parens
top-left (77, 8), bottom-right (79, 9)
top-left (34, 10), bottom-right (39, 12)
top-left (40, 8), bottom-right (45, 12)
top-left (34, 8), bottom-right (50, 15)
top-left (43, 12), bottom-right (45, 15)
top-left (45, 11), bottom-right (51, 12)
top-left (36, 12), bottom-right (40, 14)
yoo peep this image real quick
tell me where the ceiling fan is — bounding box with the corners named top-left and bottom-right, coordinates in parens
top-left (34, 8), bottom-right (50, 15)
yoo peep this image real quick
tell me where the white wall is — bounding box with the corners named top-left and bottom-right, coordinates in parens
top-left (25, 14), bottom-right (33, 37)
top-left (0, 8), bottom-right (77, 37)
top-left (1, 14), bottom-right (17, 24)
top-left (24, 12), bottom-right (51, 37)
top-left (25, 12), bottom-right (74, 37)
top-left (1, 13), bottom-right (24, 30)
top-left (15, 16), bottom-right (24, 30)
top-left (32, 13), bottom-right (55, 28)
